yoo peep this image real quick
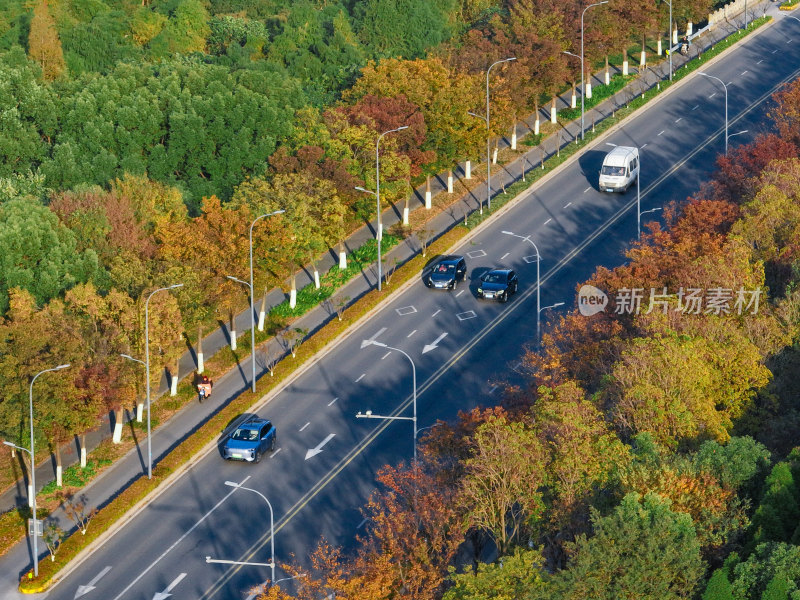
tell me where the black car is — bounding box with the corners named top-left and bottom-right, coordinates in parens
top-left (222, 417), bottom-right (277, 463)
top-left (477, 269), bottom-right (518, 302)
top-left (426, 255), bottom-right (467, 290)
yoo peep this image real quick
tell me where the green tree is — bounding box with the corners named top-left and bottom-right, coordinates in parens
top-left (460, 414), bottom-right (546, 555)
top-left (0, 196), bottom-right (100, 315)
top-left (147, 0), bottom-right (210, 56)
top-left (444, 547), bottom-right (545, 600)
top-left (703, 568), bottom-right (735, 600)
top-left (749, 451), bottom-right (800, 548)
top-left (535, 492), bottom-right (705, 600)
top-left (731, 543), bottom-right (800, 599)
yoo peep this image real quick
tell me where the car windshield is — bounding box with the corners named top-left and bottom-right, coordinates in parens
top-left (436, 264), bottom-right (455, 273)
top-left (601, 165), bottom-right (626, 176)
top-left (232, 428), bottom-right (259, 441)
top-left (482, 272), bottom-right (505, 284)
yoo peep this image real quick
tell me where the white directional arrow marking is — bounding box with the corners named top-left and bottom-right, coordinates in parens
top-left (305, 433), bottom-right (335, 460)
top-left (152, 573), bottom-right (186, 600)
top-left (422, 333), bottom-right (448, 354)
top-left (74, 566), bottom-right (112, 598)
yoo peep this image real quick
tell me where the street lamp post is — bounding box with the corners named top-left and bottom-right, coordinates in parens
top-left (144, 284), bottom-right (183, 479)
top-left (246, 210), bottom-right (285, 393)
top-left (483, 57), bottom-right (515, 211)
top-left (3, 364), bottom-right (70, 577)
top-left (698, 72), bottom-right (729, 155)
top-left (579, 1), bottom-right (608, 141)
top-left (501, 231), bottom-right (541, 344)
top-left (374, 126), bottom-right (408, 291)
top-left (357, 340), bottom-right (417, 463)
top-left (223, 481), bottom-right (275, 585)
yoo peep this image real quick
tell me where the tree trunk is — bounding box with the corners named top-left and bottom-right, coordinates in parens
top-left (80, 433), bottom-right (87, 468)
top-left (338, 241), bottom-right (347, 269)
top-left (586, 68), bottom-right (593, 99)
top-left (550, 96), bottom-right (557, 123)
top-left (197, 325), bottom-right (204, 372)
top-left (424, 175), bottom-right (431, 209)
top-left (55, 443), bottom-right (62, 487)
top-left (310, 254), bottom-right (320, 289)
top-left (534, 101), bottom-right (540, 134)
top-left (229, 309), bottom-right (237, 351)
top-left (465, 159), bottom-right (472, 179)
top-left (403, 197), bottom-right (410, 225)
top-left (447, 169), bottom-right (453, 193)
top-left (640, 34), bottom-right (647, 67)
top-left (511, 118), bottom-right (517, 149)
top-left (492, 140), bottom-right (499, 164)
top-left (170, 357), bottom-right (178, 396)
top-left (113, 408), bottom-right (123, 443)
top-left (289, 268), bottom-right (297, 309)
top-left (605, 55), bottom-right (610, 84)
top-left (622, 47), bottom-right (629, 75)
top-left (571, 81), bottom-right (577, 108)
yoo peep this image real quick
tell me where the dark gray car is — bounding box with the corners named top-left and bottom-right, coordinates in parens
top-left (426, 255), bottom-right (467, 290)
top-left (477, 269), bottom-right (518, 302)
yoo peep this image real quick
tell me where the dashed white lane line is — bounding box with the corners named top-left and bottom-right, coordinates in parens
top-left (757, 59), bottom-right (764, 64)
top-left (657, 130), bottom-right (665, 136)
top-left (583, 187), bottom-right (591, 193)
top-left (564, 201), bottom-right (572, 208)
top-left (356, 518), bottom-right (368, 529)
top-left (709, 92), bottom-right (717, 98)
top-left (355, 374), bottom-right (365, 383)
top-left (544, 218), bottom-right (552, 225)
top-left (299, 422), bottom-right (310, 432)
top-left (675, 117), bottom-right (683, 123)
top-left (741, 70), bottom-right (748, 75)
top-left (641, 143), bottom-right (648, 148)
top-left (488, 385), bottom-right (498, 394)
top-left (381, 351), bottom-right (391, 360)
top-left (773, 48), bottom-right (779, 53)
top-left (692, 104), bottom-right (700, 110)
top-left (500, 252), bottom-right (510, 260)
top-left (455, 290), bottom-right (465, 298)
top-left (407, 329), bottom-right (417, 338)
top-left (328, 397), bottom-right (339, 406)
top-left (727, 81), bottom-right (733, 86)
top-left (270, 448), bottom-right (282, 458)
top-left (431, 309), bottom-right (441, 318)
top-left (787, 39), bottom-right (793, 44)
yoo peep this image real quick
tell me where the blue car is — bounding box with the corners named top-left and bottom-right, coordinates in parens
top-left (222, 417), bottom-right (277, 463)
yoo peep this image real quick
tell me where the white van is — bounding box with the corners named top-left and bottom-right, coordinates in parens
top-left (599, 146), bottom-right (639, 193)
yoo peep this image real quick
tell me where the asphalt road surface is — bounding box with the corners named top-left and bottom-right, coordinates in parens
top-left (21, 14), bottom-right (800, 600)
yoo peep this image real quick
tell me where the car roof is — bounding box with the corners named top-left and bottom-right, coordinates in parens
top-left (486, 268), bottom-right (511, 274)
top-left (437, 255), bottom-right (464, 265)
top-left (237, 417), bottom-right (270, 430)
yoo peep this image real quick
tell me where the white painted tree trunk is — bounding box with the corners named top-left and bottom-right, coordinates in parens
top-left (673, 27), bottom-right (678, 45)
top-left (571, 84), bottom-right (577, 108)
top-left (550, 98), bottom-right (557, 123)
top-left (55, 445), bottom-right (62, 487)
top-left (230, 330), bottom-right (237, 350)
top-left (605, 57), bottom-right (610, 84)
top-left (465, 160), bottom-right (471, 179)
top-left (586, 82), bottom-right (592, 99)
top-left (511, 125), bottom-right (516, 150)
top-left (403, 206), bottom-right (409, 225)
top-left (313, 268), bottom-right (320, 289)
top-left (687, 21), bottom-right (692, 36)
top-left (28, 484), bottom-right (33, 507)
top-left (289, 273), bottom-right (297, 309)
top-left (640, 49), bottom-right (646, 67)
top-left (113, 408), bottom-right (123, 444)
top-left (623, 58), bottom-right (629, 76)
top-left (425, 176), bottom-right (431, 209)
top-left (339, 249), bottom-right (347, 269)
top-left (534, 117), bottom-right (540, 135)
top-left (197, 351), bottom-right (204, 373)
top-left (136, 402), bottom-right (143, 422)
top-left (492, 145), bottom-right (498, 164)
top-left (447, 170), bottom-right (453, 193)
top-left (657, 39), bottom-right (662, 55)
top-left (170, 364), bottom-right (178, 396)
top-left (80, 434), bottom-right (87, 468)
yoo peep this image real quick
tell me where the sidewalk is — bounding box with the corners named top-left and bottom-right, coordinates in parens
top-left (0, 2), bottom-right (774, 591)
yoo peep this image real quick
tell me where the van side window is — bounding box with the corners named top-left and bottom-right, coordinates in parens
top-left (631, 158), bottom-right (638, 170)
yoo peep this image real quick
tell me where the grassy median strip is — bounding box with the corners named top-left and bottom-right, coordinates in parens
top-left (15, 17), bottom-right (771, 591)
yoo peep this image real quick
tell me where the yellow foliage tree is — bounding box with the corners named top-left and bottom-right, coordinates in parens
top-left (28, 0), bottom-right (65, 81)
